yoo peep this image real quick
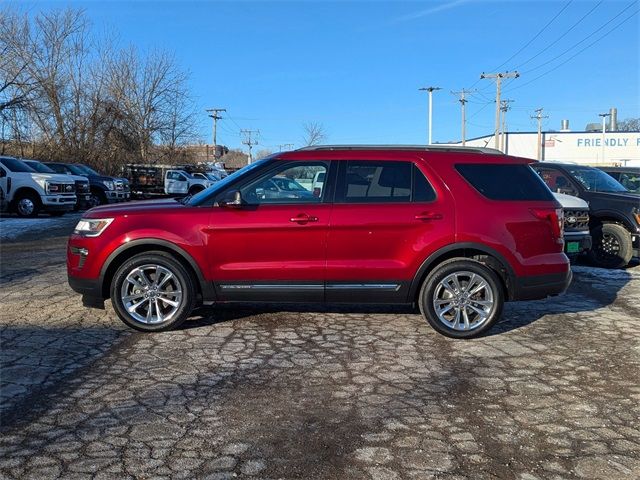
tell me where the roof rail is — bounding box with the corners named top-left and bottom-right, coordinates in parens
top-left (295, 144), bottom-right (504, 155)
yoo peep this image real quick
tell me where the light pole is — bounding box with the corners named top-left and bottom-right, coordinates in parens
top-left (598, 113), bottom-right (611, 163)
top-left (419, 86), bottom-right (441, 145)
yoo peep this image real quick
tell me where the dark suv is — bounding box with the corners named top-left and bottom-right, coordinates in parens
top-left (532, 162), bottom-right (640, 268)
top-left (46, 162), bottom-right (130, 206)
top-left (68, 146), bottom-right (571, 339)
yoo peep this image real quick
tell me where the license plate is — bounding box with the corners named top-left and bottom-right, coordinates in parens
top-left (566, 241), bottom-right (580, 253)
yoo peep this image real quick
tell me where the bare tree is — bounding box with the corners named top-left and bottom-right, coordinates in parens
top-left (616, 118), bottom-right (640, 132)
top-left (302, 121), bottom-right (327, 146)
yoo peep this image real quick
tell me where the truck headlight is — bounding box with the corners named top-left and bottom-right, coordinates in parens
top-left (102, 181), bottom-right (115, 190)
top-left (73, 218), bottom-right (114, 237)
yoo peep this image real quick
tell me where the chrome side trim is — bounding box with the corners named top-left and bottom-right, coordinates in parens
top-left (326, 284), bottom-right (401, 291)
top-left (220, 284), bottom-right (323, 290)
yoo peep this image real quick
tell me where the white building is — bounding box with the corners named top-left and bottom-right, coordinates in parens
top-left (440, 119), bottom-right (640, 166)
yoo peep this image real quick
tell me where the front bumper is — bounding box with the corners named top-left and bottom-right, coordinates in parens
top-left (511, 269), bottom-right (573, 301)
top-left (68, 275), bottom-right (105, 309)
top-left (42, 194), bottom-right (76, 212)
top-left (105, 191), bottom-right (131, 203)
top-left (564, 232), bottom-right (592, 255)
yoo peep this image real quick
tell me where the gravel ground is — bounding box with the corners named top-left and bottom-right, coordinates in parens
top-left (1, 217), bottom-right (639, 479)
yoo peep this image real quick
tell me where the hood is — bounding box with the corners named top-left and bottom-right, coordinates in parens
top-left (85, 198), bottom-right (184, 217)
top-left (29, 172), bottom-right (75, 184)
top-left (553, 192), bottom-right (588, 209)
top-left (87, 174), bottom-right (119, 183)
top-left (588, 191), bottom-right (640, 202)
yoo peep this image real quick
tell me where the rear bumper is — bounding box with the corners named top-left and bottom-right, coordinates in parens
top-left (68, 275), bottom-right (105, 309)
top-left (511, 269), bottom-right (572, 301)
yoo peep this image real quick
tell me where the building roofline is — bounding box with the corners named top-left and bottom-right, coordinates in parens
top-left (442, 130), bottom-right (640, 144)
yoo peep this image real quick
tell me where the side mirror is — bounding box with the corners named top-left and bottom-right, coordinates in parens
top-left (219, 189), bottom-right (243, 208)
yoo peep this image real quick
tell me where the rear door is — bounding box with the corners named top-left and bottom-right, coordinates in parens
top-left (325, 158), bottom-right (454, 303)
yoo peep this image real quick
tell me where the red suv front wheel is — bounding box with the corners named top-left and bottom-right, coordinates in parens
top-left (110, 251), bottom-right (197, 332)
top-left (419, 258), bottom-right (504, 339)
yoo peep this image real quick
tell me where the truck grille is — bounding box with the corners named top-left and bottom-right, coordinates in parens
top-left (75, 181), bottom-right (89, 193)
top-left (563, 209), bottom-right (589, 232)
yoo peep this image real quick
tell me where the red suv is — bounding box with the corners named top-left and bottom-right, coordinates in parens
top-left (68, 146), bottom-right (571, 338)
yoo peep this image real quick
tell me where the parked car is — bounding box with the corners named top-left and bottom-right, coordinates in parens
top-left (123, 164), bottom-right (214, 198)
top-left (45, 162), bottom-right (130, 207)
top-left (68, 145), bottom-right (571, 339)
top-left (254, 176), bottom-right (315, 201)
top-left (553, 192), bottom-right (592, 259)
top-left (311, 170), bottom-right (325, 197)
top-left (23, 160), bottom-right (91, 211)
top-left (532, 162), bottom-right (640, 268)
top-left (598, 166), bottom-right (640, 193)
top-left (0, 156), bottom-right (76, 217)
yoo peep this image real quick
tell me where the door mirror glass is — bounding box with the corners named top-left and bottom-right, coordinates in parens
top-left (219, 189), bottom-right (243, 207)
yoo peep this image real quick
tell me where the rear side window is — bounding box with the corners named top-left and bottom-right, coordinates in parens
top-left (456, 164), bottom-right (554, 201)
top-left (337, 161), bottom-right (436, 203)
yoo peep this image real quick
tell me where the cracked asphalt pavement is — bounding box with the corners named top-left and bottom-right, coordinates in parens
top-left (1, 217), bottom-right (639, 479)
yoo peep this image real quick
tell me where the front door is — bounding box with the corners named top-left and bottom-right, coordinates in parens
top-left (165, 170), bottom-right (189, 195)
top-left (207, 160), bottom-right (332, 302)
top-left (325, 159), bottom-right (454, 303)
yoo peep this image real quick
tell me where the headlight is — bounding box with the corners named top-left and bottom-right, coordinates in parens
top-left (102, 181), bottom-right (115, 190)
top-left (73, 218), bottom-right (114, 237)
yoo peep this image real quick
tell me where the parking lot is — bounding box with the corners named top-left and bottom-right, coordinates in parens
top-left (1, 215), bottom-right (639, 480)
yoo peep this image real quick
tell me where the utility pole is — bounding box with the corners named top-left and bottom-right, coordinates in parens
top-left (531, 108), bottom-right (549, 161)
top-left (419, 86), bottom-right (441, 145)
top-left (480, 71), bottom-right (519, 148)
top-left (598, 112), bottom-right (611, 163)
top-left (206, 108), bottom-right (226, 159)
top-left (499, 99), bottom-right (514, 152)
top-left (241, 129), bottom-right (259, 164)
top-left (451, 89), bottom-right (474, 146)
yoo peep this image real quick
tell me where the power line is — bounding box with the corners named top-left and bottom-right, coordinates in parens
top-left (493, 1), bottom-right (574, 71)
top-left (512, 1), bottom-right (603, 70)
top-left (480, 71), bottom-right (519, 149)
top-left (522, 1), bottom-right (637, 75)
top-left (505, 7), bottom-right (639, 93)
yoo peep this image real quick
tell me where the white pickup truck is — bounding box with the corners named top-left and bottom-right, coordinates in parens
top-left (124, 164), bottom-right (215, 199)
top-left (0, 156), bottom-right (77, 217)
top-left (164, 169), bottom-right (214, 195)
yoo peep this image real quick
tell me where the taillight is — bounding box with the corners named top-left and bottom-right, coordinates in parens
top-left (530, 208), bottom-right (564, 240)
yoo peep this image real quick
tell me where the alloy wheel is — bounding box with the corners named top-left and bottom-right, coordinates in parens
top-left (432, 271), bottom-right (494, 331)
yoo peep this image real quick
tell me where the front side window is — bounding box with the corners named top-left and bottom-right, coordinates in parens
top-left (619, 172), bottom-right (640, 193)
top-left (239, 162), bottom-right (327, 205)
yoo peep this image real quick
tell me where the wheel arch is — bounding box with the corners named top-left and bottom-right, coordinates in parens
top-left (409, 243), bottom-right (515, 302)
top-left (590, 212), bottom-right (635, 233)
top-left (99, 239), bottom-right (214, 302)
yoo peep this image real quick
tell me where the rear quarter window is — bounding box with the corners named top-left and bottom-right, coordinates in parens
top-left (456, 164), bottom-right (554, 201)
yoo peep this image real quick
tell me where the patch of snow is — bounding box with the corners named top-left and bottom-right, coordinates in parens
top-left (0, 213), bottom-right (81, 241)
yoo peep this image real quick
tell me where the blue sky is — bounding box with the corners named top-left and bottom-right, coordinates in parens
top-left (32, 0), bottom-right (640, 151)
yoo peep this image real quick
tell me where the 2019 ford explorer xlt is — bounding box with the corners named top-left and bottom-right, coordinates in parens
top-left (68, 146), bottom-right (571, 339)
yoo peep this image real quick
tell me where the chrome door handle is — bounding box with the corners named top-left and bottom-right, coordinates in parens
top-left (415, 212), bottom-right (443, 221)
top-left (290, 214), bottom-right (318, 223)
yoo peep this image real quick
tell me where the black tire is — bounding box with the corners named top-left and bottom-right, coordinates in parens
top-left (188, 186), bottom-right (204, 195)
top-left (89, 190), bottom-right (107, 207)
top-left (49, 211), bottom-right (65, 217)
top-left (110, 251), bottom-right (197, 332)
top-left (419, 258), bottom-right (504, 339)
top-left (14, 192), bottom-right (41, 218)
top-left (588, 223), bottom-right (633, 269)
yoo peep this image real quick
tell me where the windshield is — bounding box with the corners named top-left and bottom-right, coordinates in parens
top-left (65, 164), bottom-right (88, 175)
top-left (75, 164), bottom-right (100, 176)
top-left (25, 161), bottom-right (56, 174)
top-left (187, 159), bottom-right (270, 206)
top-left (567, 166), bottom-right (628, 193)
top-left (0, 157), bottom-right (36, 173)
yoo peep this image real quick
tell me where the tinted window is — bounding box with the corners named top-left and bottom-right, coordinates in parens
top-left (0, 157), bottom-right (35, 173)
top-left (413, 165), bottom-right (436, 202)
top-left (339, 161), bottom-right (411, 203)
top-left (533, 167), bottom-right (579, 196)
top-left (456, 164), bottom-right (554, 201)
